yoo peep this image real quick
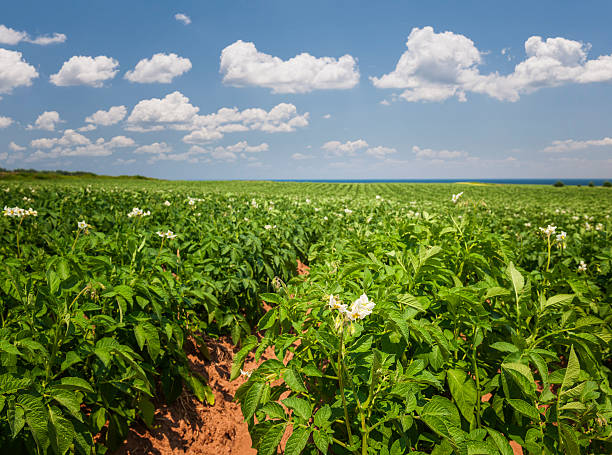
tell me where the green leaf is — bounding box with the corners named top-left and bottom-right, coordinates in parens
top-left (48, 406), bottom-right (75, 455)
top-left (506, 399), bottom-right (540, 421)
top-left (528, 352), bottom-right (549, 386)
top-left (17, 393), bottom-right (50, 451)
top-left (258, 422), bottom-right (286, 455)
top-left (230, 336), bottom-right (257, 381)
top-left (313, 430), bottom-right (330, 453)
top-left (543, 294), bottom-right (574, 311)
top-left (447, 369), bottom-right (477, 426)
top-left (8, 402), bottom-right (25, 438)
top-left (137, 321), bottom-right (161, 361)
top-left (260, 402), bottom-right (286, 420)
top-left (56, 377), bottom-right (94, 394)
top-left (0, 339), bottom-right (21, 356)
top-left (490, 342), bottom-right (519, 353)
top-left (138, 397), bottom-right (155, 427)
top-left (260, 293), bottom-right (284, 305)
top-left (242, 382), bottom-right (265, 420)
top-left (284, 368), bottom-right (307, 393)
top-left (282, 396), bottom-right (312, 421)
top-left (421, 396), bottom-right (462, 441)
top-left (314, 404), bottom-right (332, 428)
top-left (284, 427), bottom-right (311, 455)
top-left (506, 262), bottom-right (524, 298)
top-left (47, 387), bottom-right (83, 422)
top-left (561, 345), bottom-right (580, 392)
top-left (485, 428), bottom-right (513, 455)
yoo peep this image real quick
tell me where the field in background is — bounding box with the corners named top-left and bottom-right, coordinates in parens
top-left (0, 179), bottom-right (610, 454)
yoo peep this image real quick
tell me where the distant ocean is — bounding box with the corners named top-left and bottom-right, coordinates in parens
top-left (275, 179), bottom-right (610, 186)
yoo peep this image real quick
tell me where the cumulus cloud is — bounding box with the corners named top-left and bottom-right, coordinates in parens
top-left (372, 26), bottom-right (612, 102)
top-left (366, 146), bottom-right (397, 158)
top-left (175, 13), bottom-right (191, 25)
top-left (323, 114), bottom-right (331, 119)
top-left (125, 91), bottom-right (308, 143)
top-left (542, 137), bottom-right (612, 153)
top-left (50, 55), bottom-right (119, 87)
top-left (0, 25), bottom-right (66, 45)
top-left (27, 130), bottom-right (135, 160)
top-left (0, 48), bottom-right (39, 94)
top-left (220, 40), bottom-right (359, 93)
top-left (27, 111), bottom-right (62, 131)
top-left (133, 142), bottom-right (172, 155)
top-left (291, 152), bottom-right (314, 160)
top-left (85, 105), bottom-right (127, 126)
top-left (412, 145), bottom-right (468, 159)
top-left (9, 141), bottom-right (25, 151)
top-left (0, 116), bottom-right (13, 128)
top-left (127, 91), bottom-right (199, 127)
top-left (125, 53), bottom-right (192, 83)
top-left (322, 139), bottom-right (368, 156)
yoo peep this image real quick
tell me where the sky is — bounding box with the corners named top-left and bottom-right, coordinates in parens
top-left (1, 0), bottom-right (612, 180)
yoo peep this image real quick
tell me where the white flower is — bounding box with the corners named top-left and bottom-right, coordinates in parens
top-left (127, 207), bottom-right (150, 218)
top-left (451, 192), bottom-right (464, 204)
top-left (585, 222), bottom-right (592, 231)
top-left (3, 206), bottom-right (36, 218)
top-left (251, 199), bottom-right (258, 208)
top-left (376, 195), bottom-right (381, 199)
top-left (157, 230), bottom-right (177, 239)
top-left (556, 231), bottom-right (566, 242)
top-left (344, 208), bottom-right (353, 215)
top-left (264, 224), bottom-right (273, 230)
top-left (577, 260), bottom-right (587, 272)
top-left (240, 369), bottom-right (252, 378)
top-left (164, 200), bottom-right (171, 206)
top-left (188, 198), bottom-right (196, 206)
top-left (572, 216), bottom-right (579, 221)
top-left (305, 198), bottom-right (311, 204)
top-left (77, 220), bottom-right (90, 230)
top-left (345, 293), bottom-right (375, 321)
top-left (595, 223), bottom-right (603, 231)
top-left (25, 208), bottom-right (37, 217)
top-left (524, 222), bottom-right (531, 227)
top-left (327, 295), bottom-right (347, 313)
top-left (539, 225), bottom-right (557, 236)
top-left (244, 217), bottom-right (250, 222)
top-left (323, 216), bottom-right (328, 221)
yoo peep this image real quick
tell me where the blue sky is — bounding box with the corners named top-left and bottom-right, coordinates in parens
top-left (1, 0), bottom-right (611, 179)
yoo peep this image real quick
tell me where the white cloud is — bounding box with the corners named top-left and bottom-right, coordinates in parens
top-left (107, 135), bottom-right (135, 148)
top-left (372, 26), bottom-right (612, 102)
top-left (127, 91), bottom-right (199, 126)
top-left (77, 124), bottom-right (97, 132)
top-left (0, 48), bottom-right (39, 94)
top-left (323, 114), bottom-right (331, 119)
top-left (133, 142), bottom-right (172, 154)
top-left (0, 116), bottom-right (13, 128)
top-left (220, 40), bottom-right (360, 93)
top-left (114, 158), bottom-right (136, 165)
top-left (0, 25), bottom-right (27, 45)
top-left (126, 91), bottom-right (309, 143)
top-left (9, 141), bottom-right (25, 151)
top-left (0, 25), bottom-right (66, 45)
top-left (412, 145), bottom-right (468, 159)
top-left (85, 105), bottom-right (127, 126)
top-left (125, 53), bottom-right (192, 83)
top-left (175, 13), bottom-right (191, 25)
top-left (27, 131), bottom-right (135, 160)
top-left (542, 137), bottom-right (612, 153)
top-left (50, 55), bottom-right (119, 87)
top-left (322, 139), bottom-right (368, 156)
top-left (291, 152), bottom-right (314, 160)
top-left (366, 146), bottom-right (397, 158)
top-left (27, 111), bottom-right (62, 131)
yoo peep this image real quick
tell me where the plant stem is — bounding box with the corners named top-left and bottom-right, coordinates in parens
top-left (471, 336), bottom-right (482, 428)
top-left (337, 324), bottom-right (355, 451)
top-left (71, 230), bottom-right (80, 253)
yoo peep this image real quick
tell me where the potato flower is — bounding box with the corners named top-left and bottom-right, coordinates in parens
top-left (578, 260), bottom-right (587, 272)
top-left (157, 230), bottom-right (177, 239)
top-left (327, 295), bottom-right (347, 313)
top-left (127, 207), bottom-right (151, 217)
top-left (539, 225), bottom-right (557, 236)
top-left (240, 369), bottom-right (252, 378)
top-left (451, 192), bottom-right (464, 203)
top-left (345, 293), bottom-right (375, 321)
top-left (77, 220), bottom-right (90, 230)
top-left (164, 200), bottom-right (171, 206)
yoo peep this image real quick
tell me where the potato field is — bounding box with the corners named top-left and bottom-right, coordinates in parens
top-left (0, 180), bottom-right (610, 455)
